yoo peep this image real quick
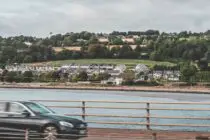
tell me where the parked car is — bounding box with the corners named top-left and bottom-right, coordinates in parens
top-left (0, 101), bottom-right (87, 139)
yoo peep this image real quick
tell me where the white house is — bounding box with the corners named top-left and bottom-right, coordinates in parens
top-left (135, 64), bottom-right (150, 73)
top-left (114, 64), bottom-right (126, 73)
top-left (98, 37), bottom-right (109, 43)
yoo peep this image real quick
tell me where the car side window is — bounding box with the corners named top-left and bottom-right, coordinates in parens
top-left (9, 103), bottom-right (25, 113)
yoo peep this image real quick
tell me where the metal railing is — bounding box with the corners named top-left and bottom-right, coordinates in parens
top-left (2, 100), bottom-right (210, 139)
top-left (31, 100), bottom-right (210, 130)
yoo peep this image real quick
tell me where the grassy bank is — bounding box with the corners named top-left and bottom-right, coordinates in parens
top-left (29, 59), bottom-right (175, 68)
top-left (0, 82), bottom-right (209, 94)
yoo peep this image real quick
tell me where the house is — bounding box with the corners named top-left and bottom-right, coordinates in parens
top-left (106, 70), bottom-right (121, 77)
top-left (107, 45), bottom-right (122, 50)
top-left (76, 39), bottom-right (87, 42)
top-left (122, 38), bottom-right (135, 44)
top-left (130, 45), bottom-right (137, 50)
top-left (98, 37), bottom-right (109, 43)
top-left (140, 44), bottom-right (147, 48)
top-left (135, 64), bottom-right (150, 74)
top-left (53, 46), bottom-right (82, 53)
top-left (24, 42), bottom-right (32, 46)
top-left (114, 64), bottom-right (126, 73)
top-left (133, 35), bottom-right (140, 39)
top-left (101, 77), bottom-right (123, 85)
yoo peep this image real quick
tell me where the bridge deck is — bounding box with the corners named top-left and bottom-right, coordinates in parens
top-left (84, 128), bottom-right (210, 140)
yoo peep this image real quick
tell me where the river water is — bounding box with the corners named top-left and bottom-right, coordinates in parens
top-left (0, 88), bottom-right (210, 131)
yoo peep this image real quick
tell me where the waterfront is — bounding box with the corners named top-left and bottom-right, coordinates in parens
top-left (1, 88), bottom-right (210, 131)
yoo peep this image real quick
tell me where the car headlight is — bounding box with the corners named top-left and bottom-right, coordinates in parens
top-left (59, 121), bottom-right (74, 128)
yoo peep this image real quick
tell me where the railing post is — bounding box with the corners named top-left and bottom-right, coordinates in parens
top-left (152, 133), bottom-right (157, 140)
top-left (25, 129), bottom-right (29, 140)
top-left (82, 101), bottom-right (86, 121)
top-left (146, 103), bottom-right (151, 130)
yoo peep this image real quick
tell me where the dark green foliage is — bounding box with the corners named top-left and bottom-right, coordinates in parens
top-left (194, 71), bottom-right (210, 82)
top-left (77, 71), bottom-right (88, 81)
top-left (180, 63), bottom-right (197, 83)
top-left (22, 71), bottom-right (33, 82)
top-left (112, 38), bottom-right (124, 45)
top-left (0, 30), bottom-right (209, 65)
top-left (4, 71), bottom-right (21, 83)
top-left (197, 60), bottom-right (208, 70)
top-left (87, 45), bottom-right (110, 58)
top-left (0, 69), bottom-right (8, 81)
top-left (121, 70), bottom-right (135, 84)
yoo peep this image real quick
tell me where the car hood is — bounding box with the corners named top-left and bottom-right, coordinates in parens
top-left (40, 113), bottom-right (85, 124)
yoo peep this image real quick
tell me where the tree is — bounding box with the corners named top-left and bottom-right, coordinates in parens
top-left (87, 45), bottom-right (110, 58)
top-left (134, 45), bottom-right (141, 52)
top-left (56, 49), bottom-right (73, 60)
top-left (149, 52), bottom-right (163, 61)
top-left (197, 60), bottom-right (208, 71)
top-left (110, 47), bottom-right (120, 58)
top-left (98, 73), bottom-right (111, 81)
top-left (119, 45), bottom-right (133, 58)
top-left (121, 70), bottom-right (135, 85)
top-left (180, 63), bottom-right (197, 84)
top-left (0, 69), bottom-right (8, 82)
top-left (112, 38), bottom-right (124, 45)
top-left (72, 52), bottom-right (81, 59)
top-left (22, 71), bottom-right (33, 82)
top-left (89, 36), bottom-right (98, 44)
top-left (23, 55), bottom-right (33, 63)
top-left (77, 71), bottom-right (88, 81)
top-left (51, 71), bottom-right (61, 81)
top-left (5, 71), bottom-right (18, 83)
top-left (135, 38), bottom-right (143, 45)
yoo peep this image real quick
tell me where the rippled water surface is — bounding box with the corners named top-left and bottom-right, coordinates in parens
top-left (0, 88), bottom-right (210, 131)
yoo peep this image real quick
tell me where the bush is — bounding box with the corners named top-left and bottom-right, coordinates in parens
top-left (122, 80), bottom-right (134, 85)
top-left (5, 71), bottom-right (22, 83)
top-left (134, 81), bottom-right (160, 86)
top-left (22, 71), bottom-right (33, 83)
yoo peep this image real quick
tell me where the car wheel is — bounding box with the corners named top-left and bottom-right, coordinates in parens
top-left (42, 125), bottom-right (58, 139)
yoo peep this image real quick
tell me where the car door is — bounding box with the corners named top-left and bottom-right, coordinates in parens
top-left (6, 102), bottom-right (44, 131)
top-left (0, 102), bottom-right (8, 129)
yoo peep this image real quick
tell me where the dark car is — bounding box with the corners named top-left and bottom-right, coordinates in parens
top-left (0, 101), bottom-right (87, 139)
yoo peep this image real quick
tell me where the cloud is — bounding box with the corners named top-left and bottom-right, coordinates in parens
top-left (0, 0), bottom-right (210, 37)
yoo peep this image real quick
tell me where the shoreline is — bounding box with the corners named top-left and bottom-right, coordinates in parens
top-left (0, 82), bottom-right (209, 94)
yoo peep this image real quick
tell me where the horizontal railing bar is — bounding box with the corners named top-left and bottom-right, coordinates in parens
top-left (30, 100), bottom-right (210, 105)
top-left (151, 116), bottom-right (210, 120)
top-left (48, 105), bottom-right (145, 110)
top-left (150, 123), bottom-right (210, 127)
top-left (65, 113), bottom-right (147, 118)
top-left (48, 105), bottom-right (210, 111)
top-left (150, 108), bottom-right (210, 111)
top-left (87, 121), bottom-right (210, 127)
top-left (86, 121), bottom-right (147, 125)
top-left (47, 105), bottom-right (83, 108)
top-left (65, 113), bottom-right (210, 120)
top-left (0, 136), bottom-right (25, 139)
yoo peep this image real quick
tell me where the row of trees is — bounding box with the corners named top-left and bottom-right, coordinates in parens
top-left (0, 31), bottom-right (210, 67)
top-left (0, 70), bottom-right (111, 83)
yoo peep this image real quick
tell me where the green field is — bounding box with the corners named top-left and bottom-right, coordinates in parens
top-left (33, 59), bottom-right (176, 68)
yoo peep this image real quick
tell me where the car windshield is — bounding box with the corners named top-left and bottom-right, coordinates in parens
top-left (24, 102), bottom-right (54, 114)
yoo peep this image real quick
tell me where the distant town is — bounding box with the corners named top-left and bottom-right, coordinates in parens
top-left (1, 63), bottom-right (180, 86)
top-left (0, 30), bottom-right (209, 86)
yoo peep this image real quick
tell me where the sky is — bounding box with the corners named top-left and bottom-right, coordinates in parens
top-left (0, 0), bottom-right (210, 37)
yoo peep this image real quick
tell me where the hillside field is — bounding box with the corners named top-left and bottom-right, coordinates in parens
top-left (30, 59), bottom-right (176, 68)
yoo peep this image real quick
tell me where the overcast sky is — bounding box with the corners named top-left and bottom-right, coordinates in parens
top-left (0, 0), bottom-right (210, 37)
